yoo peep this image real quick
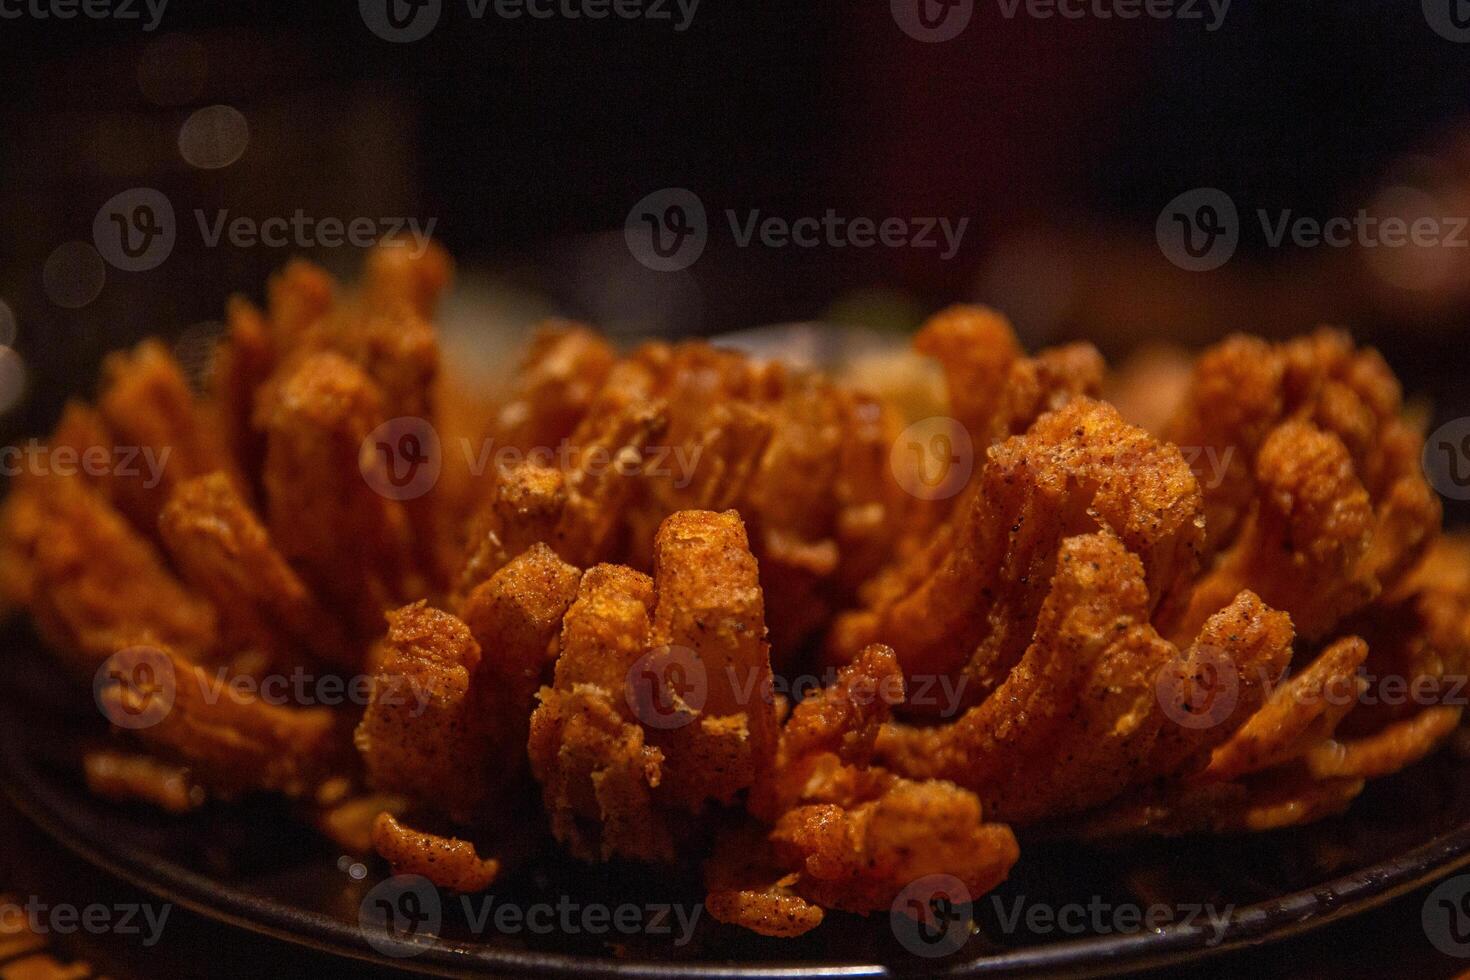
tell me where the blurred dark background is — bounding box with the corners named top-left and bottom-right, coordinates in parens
top-left (2, 0), bottom-right (1470, 515)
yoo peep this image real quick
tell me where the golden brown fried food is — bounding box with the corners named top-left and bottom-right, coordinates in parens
top-left (1305, 706), bottom-right (1463, 780)
top-left (1163, 329), bottom-right (1440, 640)
top-left (645, 508), bottom-right (777, 808)
top-left (3, 477), bottom-right (217, 671)
top-left (529, 510), bottom-right (778, 862)
top-left (95, 339), bottom-right (241, 535)
top-left (875, 531), bottom-right (1293, 824)
top-left (1064, 769), bottom-right (1367, 838)
top-left (913, 305), bottom-right (1104, 451)
top-left (485, 323), bottom-right (617, 456)
top-left (1202, 637), bottom-right (1368, 783)
top-left (528, 562), bottom-right (671, 861)
top-left (362, 239), bottom-right (455, 321)
top-left (770, 779), bottom-right (1016, 916)
top-left (355, 601), bottom-right (485, 822)
top-left (97, 645), bottom-right (347, 799)
top-left (708, 645), bottom-right (1016, 935)
top-left (371, 812), bottom-right (500, 892)
top-left (456, 402), bottom-right (667, 599)
top-left (259, 351), bottom-right (420, 638)
top-left (1168, 421), bottom-right (1377, 643)
top-left (459, 543), bottom-right (583, 787)
top-left (464, 333), bottom-right (923, 664)
top-left (9, 243), bottom-right (1470, 950)
top-left (832, 399), bottom-right (1205, 712)
top-left (703, 825), bottom-right (828, 938)
top-left (211, 296), bottom-right (275, 485)
top-left (160, 471), bottom-right (349, 670)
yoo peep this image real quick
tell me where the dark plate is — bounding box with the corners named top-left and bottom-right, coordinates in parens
top-left (6, 625), bottom-right (1470, 979)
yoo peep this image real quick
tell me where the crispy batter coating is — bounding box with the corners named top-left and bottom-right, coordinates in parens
top-left (528, 563), bottom-right (671, 862)
top-left (1306, 706), bottom-right (1463, 780)
top-left (529, 511), bottom-right (778, 862)
top-left (486, 323), bottom-right (617, 456)
top-left (832, 399), bottom-right (1205, 710)
top-left (97, 645), bottom-right (346, 799)
top-left (355, 602), bottom-right (485, 822)
top-left (8, 244), bottom-right (1470, 942)
top-left (1064, 770), bottom-right (1366, 838)
top-left (708, 644), bottom-right (1015, 934)
top-left (459, 543), bottom-right (582, 786)
top-left (875, 531), bottom-right (1293, 824)
top-left (259, 351), bottom-right (419, 637)
top-left (1169, 421), bottom-right (1377, 643)
top-left (211, 296), bottom-right (275, 485)
top-left (96, 340), bottom-right (240, 535)
top-left (913, 305), bottom-right (1104, 451)
top-left (160, 471), bottom-right (349, 670)
top-left (362, 239), bottom-right (455, 321)
top-left (456, 402), bottom-right (667, 598)
top-left (646, 509), bottom-right (777, 809)
top-left (1164, 329), bottom-right (1440, 641)
top-left (704, 824), bottom-right (828, 937)
top-left (4, 477), bottom-right (216, 671)
top-left (1203, 637), bottom-right (1368, 782)
top-left (770, 780), bottom-right (1017, 915)
top-left (465, 334), bottom-right (927, 664)
top-left (371, 812), bottom-right (500, 892)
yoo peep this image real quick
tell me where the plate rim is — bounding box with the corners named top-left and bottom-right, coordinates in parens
top-left (7, 729), bottom-right (1470, 980)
